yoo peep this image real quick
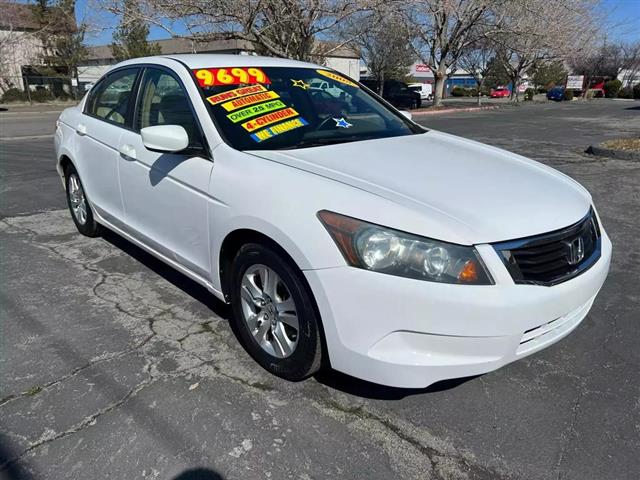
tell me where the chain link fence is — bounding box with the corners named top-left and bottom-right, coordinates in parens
top-left (1, 75), bottom-right (91, 104)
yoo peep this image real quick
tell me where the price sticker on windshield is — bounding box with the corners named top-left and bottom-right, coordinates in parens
top-left (194, 67), bottom-right (271, 87)
top-left (316, 70), bottom-right (359, 88)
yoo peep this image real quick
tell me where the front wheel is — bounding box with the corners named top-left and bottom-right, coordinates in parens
top-left (229, 243), bottom-right (323, 381)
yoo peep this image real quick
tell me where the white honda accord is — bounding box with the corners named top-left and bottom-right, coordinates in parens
top-left (54, 55), bottom-right (611, 388)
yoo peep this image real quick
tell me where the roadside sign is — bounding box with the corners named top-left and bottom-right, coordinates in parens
top-left (415, 64), bottom-right (430, 72)
top-left (566, 75), bottom-right (584, 89)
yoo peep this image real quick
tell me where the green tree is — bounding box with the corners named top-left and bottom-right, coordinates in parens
top-left (482, 54), bottom-right (510, 89)
top-left (55, 25), bottom-right (88, 98)
top-left (29, 0), bottom-right (82, 97)
top-left (532, 61), bottom-right (567, 88)
top-left (111, 0), bottom-right (161, 62)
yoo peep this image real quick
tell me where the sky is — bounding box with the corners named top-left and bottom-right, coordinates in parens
top-left (23, 0), bottom-right (640, 46)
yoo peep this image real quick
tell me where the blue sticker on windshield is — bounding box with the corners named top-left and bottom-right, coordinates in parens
top-left (333, 117), bottom-right (352, 128)
top-left (250, 117), bottom-right (309, 142)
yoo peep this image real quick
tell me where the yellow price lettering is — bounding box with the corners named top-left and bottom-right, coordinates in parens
top-left (248, 68), bottom-right (266, 83)
top-left (196, 69), bottom-right (213, 86)
top-left (216, 68), bottom-right (235, 84)
top-left (231, 68), bottom-right (249, 83)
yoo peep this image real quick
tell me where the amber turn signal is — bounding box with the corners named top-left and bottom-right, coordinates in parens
top-left (458, 260), bottom-right (479, 283)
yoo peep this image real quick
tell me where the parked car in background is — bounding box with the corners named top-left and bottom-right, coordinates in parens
top-left (547, 86), bottom-right (565, 101)
top-left (408, 83), bottom-right (433, 101)
top-left (360, 79), bottom-right (422, 109)
top-left (490, 87), bottom-right (510, 98)
top-left (55, 54), bottom-right (611, 389)
top-left (309, 79), bottom-right (344, 98)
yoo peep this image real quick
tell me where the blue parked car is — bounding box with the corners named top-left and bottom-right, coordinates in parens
top-left (546, 86), bottom-right (565, 101)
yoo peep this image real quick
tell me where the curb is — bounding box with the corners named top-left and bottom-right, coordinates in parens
top-left (411, 106), bottom-right (500, 116)
top-left (0, 134), bottom-right (54, 142)
top-left (586, 145), bottom-right (640, 161)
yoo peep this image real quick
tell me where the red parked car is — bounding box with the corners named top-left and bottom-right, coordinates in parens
top-left (490, 87), bottom-right (511, 98)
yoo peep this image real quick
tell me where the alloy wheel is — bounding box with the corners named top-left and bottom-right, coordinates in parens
top-left (68, 173), bottom-right (88, 225)
top-left (240, 264), bottom-right (299, 358)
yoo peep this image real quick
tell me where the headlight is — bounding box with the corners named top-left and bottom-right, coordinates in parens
top-left (318, 210), bottom-right (493, 285)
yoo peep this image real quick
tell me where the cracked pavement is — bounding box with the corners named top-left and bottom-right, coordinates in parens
top-left (1, 99), bottom-right (639, 479)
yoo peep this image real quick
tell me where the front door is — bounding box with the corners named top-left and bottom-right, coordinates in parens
top-left (75, 67), bottom-right (139, 224)
top-left (118, 67), bottom-right (213, 280)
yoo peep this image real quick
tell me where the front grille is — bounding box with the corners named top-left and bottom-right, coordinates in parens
top-left (493, 209), bottom-right (601, 286)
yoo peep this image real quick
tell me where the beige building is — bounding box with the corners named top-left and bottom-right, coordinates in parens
top-left (0, 1), bottom-right (44, 92)
top-left (80, 38), bottom-right (360, 85)
top-left (0, 1), bottom-right (77, 96)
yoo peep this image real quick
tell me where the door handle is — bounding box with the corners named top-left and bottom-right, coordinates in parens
top-left (76, 123), bottom-right (87, 136)
top-left (119, 144), bottom-right (137, 160)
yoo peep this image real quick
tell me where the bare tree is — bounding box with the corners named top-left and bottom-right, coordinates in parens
top-left (618, 41), bottom-right (640, 88)
top-left (103, 0), bottom-right (364, 61)
top-left (457, 37), bottom-right (496, 105)
top-left (404, 0), bottom-right (506, 107)
top-left (495, 0), bottom-right (597, 100)
top-left (0, 2), bottom-right (26, 91)
top-left (571, 40), bottom-right (640, 88)
top-left (111, 0), bottom-right (161, 61)
top-left (342, 5), bottom-right (414, 94)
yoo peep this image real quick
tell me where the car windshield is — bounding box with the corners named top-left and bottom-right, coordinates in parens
top-left (192, 66), bottom-right (423, 150)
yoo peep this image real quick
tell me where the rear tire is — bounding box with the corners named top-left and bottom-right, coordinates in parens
top-left (229, 243), bottom-right (323, 381)
top-left (64, 164), bottom-right (101, 237)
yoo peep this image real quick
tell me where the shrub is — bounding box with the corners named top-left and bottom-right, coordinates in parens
top-left (563, 89), bottom-right (574, 101)
top-left (537, 87), bottom-right (548, 94)
top-left (633, 83), bottom-right (640, 99)
top-left (524, 88), bottom-right (535, 101)
top-left (54, 90), bottom-right (71, 101)
top-left (617, 87), bottom-right (633, 99)
top-left (603, 79), bottom-right (622, 98)
top-left (451, 86), bottom-right (465, 97)
top-left (1, 88), bottom-right (29, 103)
top-left (30, 89), bottom-right (54, 102)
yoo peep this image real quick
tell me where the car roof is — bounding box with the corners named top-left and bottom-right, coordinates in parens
top-left (116, 54), bottom-right (323, 71)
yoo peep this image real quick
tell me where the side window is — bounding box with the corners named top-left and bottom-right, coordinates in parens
top-left (86, 68), bottom-right (138, 126)
top-left (136, 68), bottom-right (202, 148)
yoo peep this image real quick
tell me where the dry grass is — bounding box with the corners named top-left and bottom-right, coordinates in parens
top-left (601, 138), bottom-right (640, 152)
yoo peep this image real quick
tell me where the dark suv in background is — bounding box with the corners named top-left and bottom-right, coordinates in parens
top-left (360, 79), bottom-right (422, 110)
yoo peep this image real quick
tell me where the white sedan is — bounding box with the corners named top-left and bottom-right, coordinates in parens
top-left (54, 54), bottom-right (611, 388)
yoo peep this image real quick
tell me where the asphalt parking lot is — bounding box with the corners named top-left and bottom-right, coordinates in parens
top-left (1, 99), bottom-right (639, 480)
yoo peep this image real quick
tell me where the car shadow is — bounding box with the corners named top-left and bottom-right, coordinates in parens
top-left (101, 229), bottom-right (231, 320)
top-left (148, 153), bottom-right (186, 186)
top-left (314, 369), bottom-right (478, 400)
top-left (102, 229), bottom-right (478, 400)
top-left (173, 467), bottom-right (225, 480)
top-left (625, 105), bottom-right (640, 110)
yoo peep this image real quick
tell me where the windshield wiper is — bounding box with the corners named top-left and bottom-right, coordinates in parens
top-left (281, 135), bottom-right (374, 150)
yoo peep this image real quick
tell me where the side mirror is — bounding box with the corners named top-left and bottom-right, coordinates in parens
top-left (141, 125), bottom-right (189, 153)
top-left (399, 110), bottom-right (412, 120)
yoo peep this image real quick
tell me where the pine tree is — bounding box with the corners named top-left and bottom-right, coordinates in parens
top-left (111, 0), bottom-right (161, 61)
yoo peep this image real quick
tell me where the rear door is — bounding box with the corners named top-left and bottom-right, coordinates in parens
top-left (117, 66), bottom-right (213, 279)
top-left (76, 67), bottom-right (140, 225)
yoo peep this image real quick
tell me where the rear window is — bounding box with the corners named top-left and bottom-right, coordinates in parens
top-left (192, 66), bottom-right (423, 150)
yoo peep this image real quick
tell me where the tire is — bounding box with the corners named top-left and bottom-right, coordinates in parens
top-left (229, 243), bottom-right (323, 381)
top-left (64, 164), bottom-right (101, 237)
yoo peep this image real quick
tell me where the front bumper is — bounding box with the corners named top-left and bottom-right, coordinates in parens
top-left (304, 231), bottom-right (612, 388)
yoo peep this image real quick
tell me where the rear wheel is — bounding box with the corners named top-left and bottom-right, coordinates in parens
top-left (229, 243), bottom-right (323, 381)
top-left (65, 165), bottom-right (101, 237)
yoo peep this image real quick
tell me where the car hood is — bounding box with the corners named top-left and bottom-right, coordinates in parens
top-left (247, 130), bottom-right (591, 244)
